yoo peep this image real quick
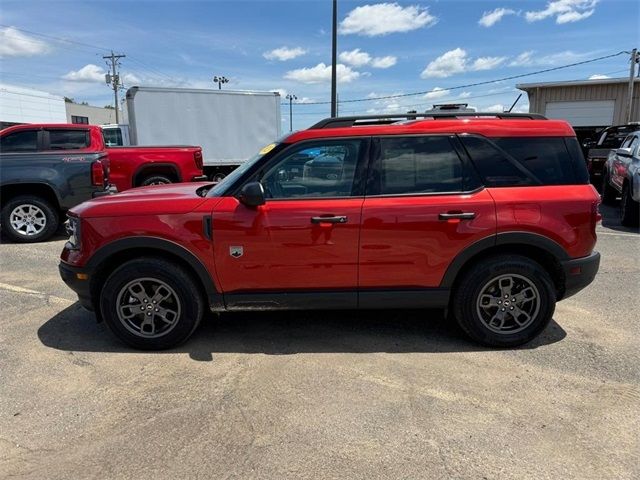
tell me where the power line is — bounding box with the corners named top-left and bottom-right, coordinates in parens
top-left (293, 51), bottom-right (628, 106)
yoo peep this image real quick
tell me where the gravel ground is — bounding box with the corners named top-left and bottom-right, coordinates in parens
top-left (0, 204), bottom-right (638, 480)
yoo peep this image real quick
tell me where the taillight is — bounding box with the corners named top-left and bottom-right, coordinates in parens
top-left (194, 150), bottom-right (203, 170)
top-left (91, 160), bottom-right (105, 186)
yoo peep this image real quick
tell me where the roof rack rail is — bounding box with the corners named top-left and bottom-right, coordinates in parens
top-left (309, 112), bottom-right (547, 129)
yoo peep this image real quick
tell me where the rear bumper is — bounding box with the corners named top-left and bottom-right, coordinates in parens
top-left (92, 185), bottom-right (118, 198)
top-left (561, 251), bottom-right (600, 299)
top-left (59, 262), bottom-right (94, 311)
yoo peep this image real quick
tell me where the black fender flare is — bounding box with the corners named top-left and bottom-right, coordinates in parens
top-left (86, 236), bottom-right (223, 309)
top-left (440, 232), bottom-right (569, 288)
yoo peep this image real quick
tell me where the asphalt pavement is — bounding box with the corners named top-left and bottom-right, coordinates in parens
top-left (0, 204), bottom-right (638, 480)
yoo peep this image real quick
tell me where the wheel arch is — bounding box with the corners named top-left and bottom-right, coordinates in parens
top-left (0, 183), bottom-right (62, 211)
top-left (440, 232), bottom-right (569, 299)
top-left (133, 163), bottom-right (181, 187)
top-left (87, 237), bottom-right (223, 314)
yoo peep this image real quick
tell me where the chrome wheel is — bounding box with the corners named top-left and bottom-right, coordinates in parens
top-left (115, 278), bottom-right (182, 338)
top-left (476, 274), bottom-right (540, 334)
top-left (10, 204), bottom-right (47, 237)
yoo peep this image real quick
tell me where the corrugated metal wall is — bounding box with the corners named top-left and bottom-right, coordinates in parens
top-left (526, 80), bottom-right (639, 125)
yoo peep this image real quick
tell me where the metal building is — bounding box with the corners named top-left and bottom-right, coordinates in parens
top-left (517, 77), bottom-right (639, 128)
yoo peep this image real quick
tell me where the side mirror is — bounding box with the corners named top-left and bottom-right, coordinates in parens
top-left (616, 147), bottom-right (633, 157)
top-left (238, 181), bottom-right (265, 207)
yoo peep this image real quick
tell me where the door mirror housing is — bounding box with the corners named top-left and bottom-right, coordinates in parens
top-left (616, 147), bottom-right (633, 157)
top-left (238, 181), bottom-right (265, 207)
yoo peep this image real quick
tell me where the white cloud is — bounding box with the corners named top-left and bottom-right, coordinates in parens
top-left (509, 50), bottom-right (535, 66)
top-left (284, 63), bottom-right (360, 84)
top-left (62, 64), bottom-right (139, 85)
top-left (588, 74), bottom-right (610, 80)
top-left (263, 46), bottom-right (307, 61)
top-left (339, 49), bottom-right (397, 69)
top-left (459, 91), bottom-right (472, 98)
top-left (0, 26), bottom-right (50, 58)
top-left (471, 56), bottom-right (507, 71)
top-left (484, 104), bottom-right (506, 113)
top-left (371, 55), bottom-right (397, 69)
top-left (297, 97), bottom-right (315, 104)
top-left (421, 48), bottom-right (467, 78)
top-left (478, 8), bottom-right (516, 27)
top-left (272, 88), bottom-right (288, 98)
top-left (339, 3), bottom-right (437, 36)
top-left (510, 49), bottom-right (590, 67)
top-left (339, 48), bottom-right (372, 67)
top-left (424, 87), bottom-right (450, 100)
top-left (525, 0), bottom-right (597, 24)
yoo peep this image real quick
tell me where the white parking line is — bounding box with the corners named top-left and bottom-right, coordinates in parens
top-left (597, 231), bottom-right (639, 238)
top-left (0, 282), bottom-right (74, 306)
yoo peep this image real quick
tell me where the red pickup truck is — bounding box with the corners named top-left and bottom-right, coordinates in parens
top-left (1, 124), bottom-right (206, 193)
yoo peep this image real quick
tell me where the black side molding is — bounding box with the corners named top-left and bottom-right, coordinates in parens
top-left (202, 215), bottom-right (212, 239)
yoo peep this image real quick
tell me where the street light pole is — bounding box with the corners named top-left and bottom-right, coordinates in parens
top-left (626, 48), bottom-right (638, 123)
top-left (213, 75), bottom-right (229, 90)
top-left (330, 0), bottom-right (338, 118)
top-left (286, 94), bottom-right (297, 131)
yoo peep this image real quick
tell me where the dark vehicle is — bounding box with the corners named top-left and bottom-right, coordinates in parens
top-left (60, 113), bottom-right (601, 350)
top-left (585, 124), bottom-right (640, 185)
top-left (601, 132), bottom-right (640, 226)
top-left (0, 124), bottom-right (113, 242)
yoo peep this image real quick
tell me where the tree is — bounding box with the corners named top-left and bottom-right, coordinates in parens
top-left (104, 105), bottom-right (115, 109)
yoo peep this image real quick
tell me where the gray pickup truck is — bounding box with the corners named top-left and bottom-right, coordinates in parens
top-left (0, 124), bottom-right (113, 243)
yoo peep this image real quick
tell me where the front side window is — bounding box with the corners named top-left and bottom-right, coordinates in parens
top-left (47, 129), bottom-right (90, 150)
top-left (0, 130), bottom-right (38, 152)
top-left (260, 140), bottom-right (362, 199)
top-left (373, 136), bottom-right (463, 195)
top-left (599, 127), bottom-right (638, 149)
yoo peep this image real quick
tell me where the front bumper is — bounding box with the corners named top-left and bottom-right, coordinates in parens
top-left (59, 262), bottom-right (94, 311)
top-left (92, 184), bottom-right (118, 198)
top-left (561, 251), bottom-right (600, 299)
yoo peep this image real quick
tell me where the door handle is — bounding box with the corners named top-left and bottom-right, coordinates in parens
top-left (310, 215), bottom-right (348, 224)
top-left (438, 212), bottom-right (476, 220)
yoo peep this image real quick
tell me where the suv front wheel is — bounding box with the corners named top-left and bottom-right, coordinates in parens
top-left (99, 258), bottom-right (204, 349)
top-left (453, 255), bottom-right (556, 347)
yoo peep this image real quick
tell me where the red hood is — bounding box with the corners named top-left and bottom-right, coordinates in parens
top-left (71, 182), bottom-right (217, 218)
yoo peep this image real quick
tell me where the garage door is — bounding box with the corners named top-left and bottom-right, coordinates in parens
top-left (544, 100), bottom-right (614, 127)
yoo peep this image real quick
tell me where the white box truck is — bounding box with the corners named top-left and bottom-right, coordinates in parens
top-left (102, 86), bottom-right (282, 180)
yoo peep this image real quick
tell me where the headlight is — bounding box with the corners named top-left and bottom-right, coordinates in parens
top-left (65, 215), bottom-right (81, 250)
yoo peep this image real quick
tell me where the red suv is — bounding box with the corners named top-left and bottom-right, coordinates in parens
top-left (59, 113), bottom-right (601, 349)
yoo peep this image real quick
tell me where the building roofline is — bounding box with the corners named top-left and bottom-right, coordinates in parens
top-left (517, 77), bottom-right (638, 90)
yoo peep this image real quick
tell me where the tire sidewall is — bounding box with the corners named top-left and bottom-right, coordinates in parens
top-left (454, 256), bottom-right (556, 347)
top-left (140, 175), bottom-right (173, 186)
top-left (1, 196), bottom-right (59, 243)
top-left (100, 259), bottom-right (203, 350)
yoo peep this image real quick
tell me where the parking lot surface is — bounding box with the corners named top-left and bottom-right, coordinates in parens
top-left (0, 205), bottom-right (638, 480)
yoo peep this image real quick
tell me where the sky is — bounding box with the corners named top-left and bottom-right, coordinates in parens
top-left (0, 0), bottom-right (638, 130)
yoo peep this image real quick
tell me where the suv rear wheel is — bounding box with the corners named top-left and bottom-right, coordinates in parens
top-left (99, 258), bottom-right (204, 349)
top-left (601, 170), bottom-right (617, 204)
top-left (1, 195), bottom-right (59, 243)
top-left (620, 184), bottom-right (639, 227)
top-left (453, 255), bottom-right (556, 347)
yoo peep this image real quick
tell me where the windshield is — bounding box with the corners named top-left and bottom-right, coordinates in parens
top-left (207, 143), bottom-right (281, 197)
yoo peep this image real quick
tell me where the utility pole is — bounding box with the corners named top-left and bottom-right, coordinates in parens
top-left (330, 0), bottom-right (338, 117)
top-left (627, 48), bottom-right (639, 123)
top-left (103, 51), bottom-right (126, 124)
top-left (286, 94), bottom-right (297, 132)
top-left (213, 76), bottom-right (229, 90)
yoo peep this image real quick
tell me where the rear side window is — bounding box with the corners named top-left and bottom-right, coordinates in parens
top-left (0, 130), bottom-right (38, 152)
top-left (459, 136), bottom-right (534, 187)
top-left (494, 137), bottom-right (576, 185)
top-left (47, 129), bottom-right (90, 150)
top-left (373, 136), bottom-right (463, 195)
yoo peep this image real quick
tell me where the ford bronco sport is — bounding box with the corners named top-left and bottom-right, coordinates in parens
top-left (59, 113), bottom-right (601, 349)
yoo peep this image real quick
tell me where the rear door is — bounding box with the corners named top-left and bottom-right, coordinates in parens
top-left (359, 135), bottom-right (496, 301)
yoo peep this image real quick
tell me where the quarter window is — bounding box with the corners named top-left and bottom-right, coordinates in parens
top-left (47, 130), bottom-right (90, 150)
top-left (460, 136), bottom-right (534, 187)
top-left (0, 130), bottom-right (38, 152)
top-left (374, 136), bottom-right (463, 195)
top-left (260, 140), bottom-right (362, 199)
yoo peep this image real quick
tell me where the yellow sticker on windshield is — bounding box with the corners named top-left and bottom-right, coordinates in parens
top-left (259, 143), bottom-right (277, 155)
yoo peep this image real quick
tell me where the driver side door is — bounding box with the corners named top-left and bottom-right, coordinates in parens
top-left (212, 138), bottom-right (369, 310)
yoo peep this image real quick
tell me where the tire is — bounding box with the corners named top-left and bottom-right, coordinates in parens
top-left (601, 171), bottom-right (617, 205)
top-left (211, 172), bottom-right (226, 182)
top-left (139, 174), bottom-right (173, 187)
top-left (620, 184), bottom-right (639, 227)
top-left (99, 258), bottom-right (204, 350)
top-left (452, 255), bottom-right (556, 348)
top-left (0, 195), bottom-right (59, 243)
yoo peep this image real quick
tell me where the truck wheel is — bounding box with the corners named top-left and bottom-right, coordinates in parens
top-left (452, 255), bottom-right (556, 348)
top-left (99, 258), bottom-right (204, 350)
top-left (620, 184), bottom-right (639, 227)
top-left (1, 195), bottom-right (59, 243)
top-left (140, 174), bottom-right (173, 186)
top-left (211, 172), bottom-right (226, 182)
top-left (601, 171), bottom-right (617, 205)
